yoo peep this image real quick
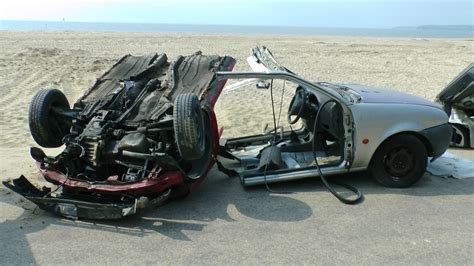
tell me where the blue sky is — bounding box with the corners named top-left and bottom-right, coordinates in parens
top-left (1, 0), bottom-right (473, 28)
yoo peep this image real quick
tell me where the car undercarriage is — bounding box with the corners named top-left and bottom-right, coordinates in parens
top-left (4, 51), bottom-right (236, 219)
top-left (45, 52), bottom-right (233, 181)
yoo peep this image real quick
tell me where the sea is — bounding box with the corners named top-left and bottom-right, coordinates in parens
top-left (1, 20), bottom-right (473, 38)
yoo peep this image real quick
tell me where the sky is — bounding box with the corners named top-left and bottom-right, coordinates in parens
top-left (0, 0), bottom-right (473, 28)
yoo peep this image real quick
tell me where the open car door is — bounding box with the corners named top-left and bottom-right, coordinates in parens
top-left (436, 63), bottom-right (474, 148)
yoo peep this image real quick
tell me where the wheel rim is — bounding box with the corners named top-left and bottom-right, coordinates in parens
top-left (383, 147), bottom-right (415, 178)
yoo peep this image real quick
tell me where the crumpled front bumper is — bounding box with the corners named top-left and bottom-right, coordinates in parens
top-left (420, 123), bottom-right (453, 159)
top-left (3, 175), bottom-right (170, 220)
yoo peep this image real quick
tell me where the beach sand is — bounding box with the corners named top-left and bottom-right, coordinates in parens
top-left (0, 31), bottom-right (472, 180)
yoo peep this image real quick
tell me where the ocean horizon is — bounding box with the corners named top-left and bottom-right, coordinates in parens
top-left (1, 20), bottom-right (473, 38)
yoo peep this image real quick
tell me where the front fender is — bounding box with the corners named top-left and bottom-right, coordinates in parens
top-left (350, 103), bottom-right (449, 169)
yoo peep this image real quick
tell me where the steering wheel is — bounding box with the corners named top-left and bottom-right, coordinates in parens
top-left (287, 89), bottom-right (307, 124)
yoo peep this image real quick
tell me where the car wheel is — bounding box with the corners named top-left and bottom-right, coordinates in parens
top-left (370, 134), bottom-right (428, 188)
top-left (29, 88), bottom-right (70, 148)
top-left (173, 93), bottom-right (206, 161)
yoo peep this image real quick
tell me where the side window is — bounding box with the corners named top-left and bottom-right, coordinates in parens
top-left (214, 78), bottom-right (302, 139)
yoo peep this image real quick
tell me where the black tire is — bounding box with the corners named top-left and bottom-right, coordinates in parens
top-left (29, 88), bottom-right (70, 148)
top-left (369, 134), bottom-right (428, 188)
top-left (173, 93), bottom-right (206, 161)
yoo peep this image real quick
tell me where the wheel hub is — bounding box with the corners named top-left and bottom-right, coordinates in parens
top-left (384, 148), bottom-right (415, 177)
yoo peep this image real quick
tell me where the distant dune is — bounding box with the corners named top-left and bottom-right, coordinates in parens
top-left (417, 25), bottom-right (474, 30)
top-left (394, 25), bottom-right (474, 31)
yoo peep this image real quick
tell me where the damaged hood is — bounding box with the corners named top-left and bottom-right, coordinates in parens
top-left (343, 84), bottom-right (441, 108)
top-left (436, 63), bottom-right (474, 111)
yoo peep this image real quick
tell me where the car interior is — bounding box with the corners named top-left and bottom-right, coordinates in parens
top-left (218, 80), bottom-right (347, 178)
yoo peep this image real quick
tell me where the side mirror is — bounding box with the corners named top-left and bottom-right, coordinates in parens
top-left (256, 80), bottom-right (270, 89)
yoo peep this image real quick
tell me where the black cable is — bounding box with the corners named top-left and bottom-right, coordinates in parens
top-left (270, 79), bottom-right (278, 139)
top-left (34, 168), bottom-right (71, 214)
top-left (276, 80), bottom-right (286, 128)
top-left (311, 100), bottom-right (363, 204)
top-left (44, 168), bottom-right (71, 197)
top-left (263, 80), bottom-right (293, 194)
top-left (263, 81), bottom-right (363, 202)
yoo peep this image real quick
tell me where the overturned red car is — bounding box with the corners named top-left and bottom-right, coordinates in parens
top-left (4, 52), bottom-right (235, 219)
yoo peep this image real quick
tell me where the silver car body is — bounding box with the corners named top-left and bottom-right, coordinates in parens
top-left (343, 86), bottom-right (449, 169)
top-left (216, 47), bottom-right (452, 186)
